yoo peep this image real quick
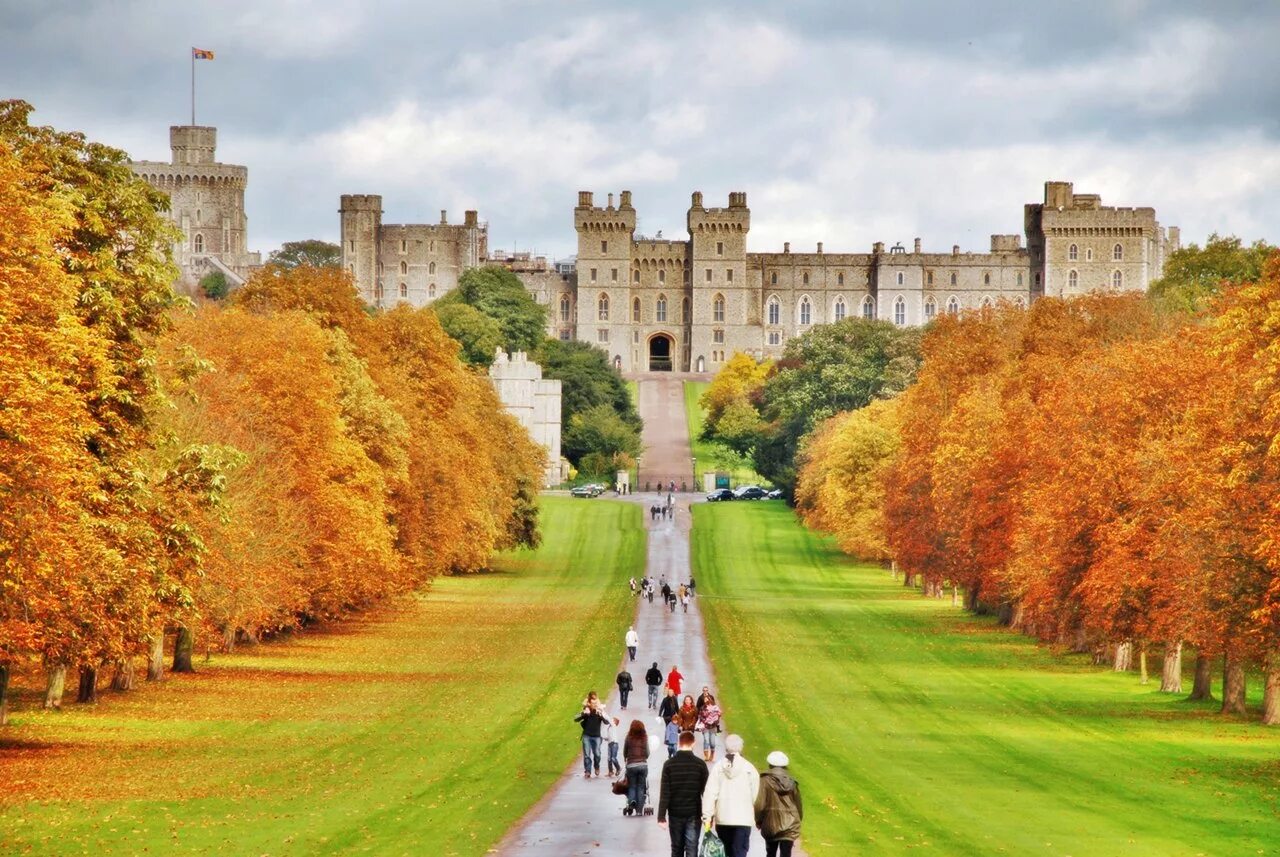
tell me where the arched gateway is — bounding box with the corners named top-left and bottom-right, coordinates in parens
top-left (648, 333), bottom-right (674, 372)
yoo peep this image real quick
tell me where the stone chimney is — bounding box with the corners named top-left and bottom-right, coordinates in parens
top-left (952, 245), bottom-right (960, 256)
top-left (620, 190), bottom-right (633, 209)
top-left (464, 210), bottom-right (478, 227)
top-left (691, 191), bottom-right (704, 209)
top-left (914, 237), bottom-right (922, 253)
top-left (783, 241), bottom-right (790, 253)
top-left (873, 241), bottom-right (885, 254)
top-left (440, 209), bottom-right (448, 225)
top-left (817, 241), bottom-right (824, 254)
top-left (578, 191), bottom-right (594, 207)
top-left (607, 192), bottom-right (614, 209)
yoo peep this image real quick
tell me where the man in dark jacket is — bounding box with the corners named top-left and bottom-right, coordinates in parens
top-left (616, 668), bottom-right (634, 709)
top-left (755, 750), bottom-right (803, 856)
top-left (658, 731), bottom-right (709, 857)
top-left (574, 702), bottom-right (609, 778)
top-left (658, 687), bottom-right (679, 725)
top-left (645, 662), bottom-right (664, 709)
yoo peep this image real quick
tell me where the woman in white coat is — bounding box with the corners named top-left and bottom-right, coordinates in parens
top-left (701, 734), bottom-right (760, 857)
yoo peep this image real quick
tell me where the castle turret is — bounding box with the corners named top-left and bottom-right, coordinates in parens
top-left (688, 192), bottom-right (750, 372)
top-left (574, 190), bottom-right (636, 368)
top-left (340, 194), bottom-right (383, 305)
top-left (170, 125), bottom-right (217, 166)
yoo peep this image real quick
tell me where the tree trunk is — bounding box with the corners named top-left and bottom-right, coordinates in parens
top-left (1188, 653), bottom-right (1213, 700)
top-left (890, 560), bottom-right (898, 580)
top-left (147, 630), bottom-right (165, 681)
top-left (1264, 661), bottom-right (1280, 726)
top-left (951, 584), bottom-right (959, 607)
top-left (965, 583), bottom-right (981, 613)
top-left (1221, 652), bottom-right (1247, 715)
top-left (1139, 646), bottom-right (1149, 684)
top-left (1009, 602), bottom-right (1025, 631)
top-left (173, 625), bottom-right (195, 673)
top-left (222, 624), bottom-right (237, 652)
top-left (77, 665), bottom-right (98, 704)
top-left (1160, 641), bottom-right (1182, 693)
top-left (902, 571), bottom-right (916, 588)
top-left (1070, 627), bottom-right (1091, 654)
top-left (0, 664), bottom-right (9, 726)
top-left (44, 664), bottom-right (66, 710)
top-left (1113, 641), bottom-right (1133, 672)
top-left (110, 659), bottom-right (135, 692)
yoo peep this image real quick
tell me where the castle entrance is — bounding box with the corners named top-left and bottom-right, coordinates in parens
top-left (648, 334), bottom-right (673, 372)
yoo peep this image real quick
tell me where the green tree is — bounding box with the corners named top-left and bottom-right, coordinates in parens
top-left (1149, 234), bottom-right (1275, 314)
top-left (432, 301), bottom-right (504, 366)
top-left (436, 266), bottom-right (547, 354)
top-left (200, 270), bottom-right (229, 300)
top-left (536, 338), bottom-right (641, 432)
top-left (752, 317), bottom-right (922, 495)
top-left (713, 398), bottom-right (765, 457)
top-left (563, 404), bottom-right (642, 465)
top-left (266, 239), bottom-right (342, 270)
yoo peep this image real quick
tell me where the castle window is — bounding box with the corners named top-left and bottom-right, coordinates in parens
top-left (1018, 272), bottom-right (1024, 287)
top-left (768, 331), bottom-right (781, 346)
top-left (983, 272), bottom-right (991, 286)
top-left (947, 296), bottom-right (959, 315)
top-left (862, 296), bottom-right (875, 320)
top-left (430, 241), bottom-right (435, 252)
top-left (194, 233), bottom-right (204, 253)
top-left (717, 241), bottom-right (724, 256)
top-left (893, 296), bottom-right (906, 326)
top-left (926, 271), bottom-right (933, 286)
top-left (1068, 269), bottom-right (1078, 290)
top-left (705, 268), bottom-right (712, 283)
top-left (1086, 248), bottom-right (1094, 261)
top-left (400, 261), bottom-right (408, 275)
top-left (981, 296), bottom-right (993, 310)
top-left (400, 239), bottom-right (407, 253)
top-left (924, 297), bottom-right (937, 320)
top-left (591, 268), bottom-right (598, 283)
top-left (714, 328), bottom-right (724, 344)
top-left (632, 297), bottom-right (641, 322)
top-left (659, 269), bottom-right (666, 284)
top-left (399, 283), bottom-right (408, 298)
top-left (656, 295), bottom-right (667, 323)
top-left (560, 328), bottom-right (571, 341)
top-left (767, 296), bottom-right (780, 325)
top-left (634, 331), bottom-right (640, 344)
top-left (560, 294), bottom-right (571, 321)
top-left (726, 269), bottom-right (733, 283)
top-left (634, 269), bottom-right (640, 283)
top-left (612, 268), bottom-right (618, 282)
top-left (950, 271), bottom-right (957, 286)
top-left (1113, 243), bottom-right (1123, 261)
top-left (430, 283), bottom-right (436, 298)
top-left (598, 328), bottom-right (609, 343)
top-left (896, 272), bottom-right (904, 286)
top-left (598, 293), bottom-right (609, 321)
top-left (601, 240), bottom-right (608, 254)
top-left (803, 272), bottom-right (810, 286)
top-left (834, 296), bottom-right (846, 322)
top-left (770, 271), bottom-right (777, 285)
top-left (429, 262), bottom-right (436, 275)
top-left (714, 294), bottom-right (725, 323)
top-left (349, 240), bottom-right (355, 252)
top-left (1015, 297), bottom-right (1026, 309)
top-left (682, 297), bottom-right (689, 322)
top-left (838, 272), bottom-right (845, 286)
top-left (1113, 270), bottom-right (1123, 289)
top-left (1069, 243), bottom-right (1078, 261)
top-left (799, 295), bottom-right (812, 326)
top-left (375, 283), bottom-right (384, 304)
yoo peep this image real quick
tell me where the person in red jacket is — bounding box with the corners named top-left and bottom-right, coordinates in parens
top-left (666, 665), bottom-right (683, 697)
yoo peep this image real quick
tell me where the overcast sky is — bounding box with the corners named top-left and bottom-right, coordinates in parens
top-left (4, 0), bottom-right (1279, 259)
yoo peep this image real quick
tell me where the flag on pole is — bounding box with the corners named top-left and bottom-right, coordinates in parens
top-left (192, 47), bottom-right (215, 60)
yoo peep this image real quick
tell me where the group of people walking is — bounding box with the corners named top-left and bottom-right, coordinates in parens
top-left (630, 575), bottom-right (695, 613)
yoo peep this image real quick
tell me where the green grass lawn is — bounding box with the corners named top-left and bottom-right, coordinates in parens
top-left (683, 381), bottom-right (766, 488)
top-left (693, 502), bottom-right (1280, 856)
top-left (0, 497), bottom-right (643, 856)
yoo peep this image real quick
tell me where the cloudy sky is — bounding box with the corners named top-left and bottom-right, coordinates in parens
top-left (4, 0), bottom-right (1279, 259)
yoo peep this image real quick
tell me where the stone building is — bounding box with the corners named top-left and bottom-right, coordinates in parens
top-left (339, 195), bottom-right (488, 308)
top-left (487, 350), bottom-right (565, 487)
top-left (543, 181), bottom-right (1178, 373)
top-left (129, 126), bottom-right (261, 291)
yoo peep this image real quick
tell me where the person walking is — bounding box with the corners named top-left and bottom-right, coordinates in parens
top-left (688, 575), bottom-right (696, 595)
top-left (666, 664), bottom-right (683, 697)
top-left (658, 687), bottom-right (679, 725)
top-left (605, 716), bottom-right (622, 778)
top-left (755, 751), bottom-right (803, 857)
top-left (574, 696), bottom-right (609, 779)
top-left (629, 577), bottom-right (638, 595)
top-left (625, 627), bottom-right (639, 662)
top-left (695, 686), bottom-right (713, 714)
top-left (657, 730), bottom-right (709, 857)
top-left (681, 591), bottom-right (689, 613)
top-left (617, 666), bottom-right (634, 709)
top-left (664, 717), bottom-right (679, 758)
top-left (674, 694), bottom-right (698, 734)
top-left (645, 662), bottom-right (664, 709)
top-left (702, 734), bottom-right (760, 857)
top-left (697, 693), bottom-right (723, 762)
top-left (623, 719), bottom-right (651, 816)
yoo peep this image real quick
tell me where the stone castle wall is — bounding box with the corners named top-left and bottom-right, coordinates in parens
top-left (488, 350), bottom-right (564, 487)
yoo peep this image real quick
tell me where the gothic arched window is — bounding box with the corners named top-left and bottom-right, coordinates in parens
top-left (193, 233), bottom-right (204, 253)
top-left (1068, 269), bottom-right (1078, 290)
top-left (598, 293), bottom-right (609, 321)
top-left (560, 294), bottom-right (571, 322)
top-left (799, 295), bottom-right (812, 326)
top-left (656, 294), bottom-right (667, 323)
top-left (834, 295), bottom-right (846, 322)
top-left (1113, 243), bottom-right (1123, 261)
top-left (632, 297), bottom-right (641, 322)
top-left (861, 295), bottom-right (875, 320)
top-left (946, 296), bottom-right (959, 315)
top-left (400, 260), bottom-right (407, 275)
top-left (713, 294), bottom-right (725, 323)
top-left (893, 296), bottom-right (906, 325)
top-left (1069, 243), bottom-right (1078, 261)
top-left (767, 295), bottom-right (780, 325)
top-left (924, 297), bottom-right (937, 321)
top-left (1113, 270), bottom-right (1123, 289)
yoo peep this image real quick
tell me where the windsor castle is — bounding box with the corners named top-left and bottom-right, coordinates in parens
top-left (130, 124), bottom-right (1180, 375)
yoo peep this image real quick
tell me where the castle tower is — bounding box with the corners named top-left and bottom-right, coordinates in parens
top-left (688, 191), bottom-right (750, 373)
top-left (574, 190), bottom-right (636, 370)
top-left (339, 194), bottom-right (384, 306)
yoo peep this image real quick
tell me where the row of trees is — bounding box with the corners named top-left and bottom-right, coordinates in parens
top-left (0, 103), bottom-right (543, 722)
top-left (796, 248), bottom-right (1280, 723)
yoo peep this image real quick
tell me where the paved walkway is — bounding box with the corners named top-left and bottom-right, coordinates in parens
top-left (635, 376), bottom-right (695, 491)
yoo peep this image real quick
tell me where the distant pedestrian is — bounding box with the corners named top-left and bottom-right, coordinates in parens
top-left (696, 686), bottom-right (713, 714)
top-left (697, 693), bottom-right (722, 762)
top-left (605, 716), bottom-right (622, 777)
top-left (625, 626), bottom-right (639, 662)
top-left (645, 662), bottom-right (664, 709)
top-left (674, 694), bottom-right (698, 733)
top-left (702, 734), bottom-right (760, 857)
top-left (617, 667), bottom-right (633, 709)
top-left (678, 583), bottom-right (687, 600)
top-left (668, 590), bottom-right (677, 613)
top-left (575, 696), bottom-right (610, 779)
top-left (755, 750), bottom-right (803, 857)
top-left (664, 717), bottom-right (679, 757)
top-left (629, 577), bottom-right (638, 595)
top-left (681, 592), bottom-right (689, 613)
top-left (658, 687), bottom-right (679, 725)
top-left (661, 582), bottom-right (672, 603)
top-left (688, 575), bottom-right (696, 595)
top-left (666, 665), bottom-right (683, 697)
top-left (623, 719), bottom-right (651, 816)
top-left (657, 731), bottom-right (709, 857)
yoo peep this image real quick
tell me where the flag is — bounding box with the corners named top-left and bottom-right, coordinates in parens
top-left (192, 47), bottom-right (215, 60)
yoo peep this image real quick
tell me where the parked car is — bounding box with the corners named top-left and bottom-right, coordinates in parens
top-left (733, 485), bottom-right (768, 500)
top-left (571, 484), bottom-right (603, 498)
top-left (705, 488), bottom-right (735, 502)
top-left (766, 489), bottom-right (784, 500)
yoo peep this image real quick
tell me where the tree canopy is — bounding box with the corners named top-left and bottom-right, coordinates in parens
top-left (266, 239), bottom-right (342, 270)
top-left (1148, 233), bottom-right (1275, 314)
top-left (536, 337), bottom-right (642, 466)
top-left (433, 266), bottom-right (547, 362)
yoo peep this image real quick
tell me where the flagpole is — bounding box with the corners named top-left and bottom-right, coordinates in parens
top-left (191, 49), bottom-right (196, 125)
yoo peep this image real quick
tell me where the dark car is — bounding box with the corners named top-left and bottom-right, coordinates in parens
top-left (570, 485), bottom-right (598, 498)
top-left (705, 488), bottom-right (735, 502)
top-left (733, 486), bottom-right (768, 500)
top-left (766, 489), bottom-right (784, 500)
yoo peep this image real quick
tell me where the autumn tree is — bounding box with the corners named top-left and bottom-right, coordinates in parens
top-left (266, 239), bottom-right (342, 269)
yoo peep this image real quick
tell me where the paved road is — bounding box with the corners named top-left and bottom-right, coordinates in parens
top-left (636, 376), bottom-right (696, 492)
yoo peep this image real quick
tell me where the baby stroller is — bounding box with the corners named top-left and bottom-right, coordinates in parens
top-left (615, 769), bottom-right (654, 817)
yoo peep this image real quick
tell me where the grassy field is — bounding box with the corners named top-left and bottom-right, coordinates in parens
top-left (683, 381), bottom-right (766, 487)
top-left (693, 502), bottom-right (1280, 856)
top-left (0, 497), bottom-right (643, 856)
